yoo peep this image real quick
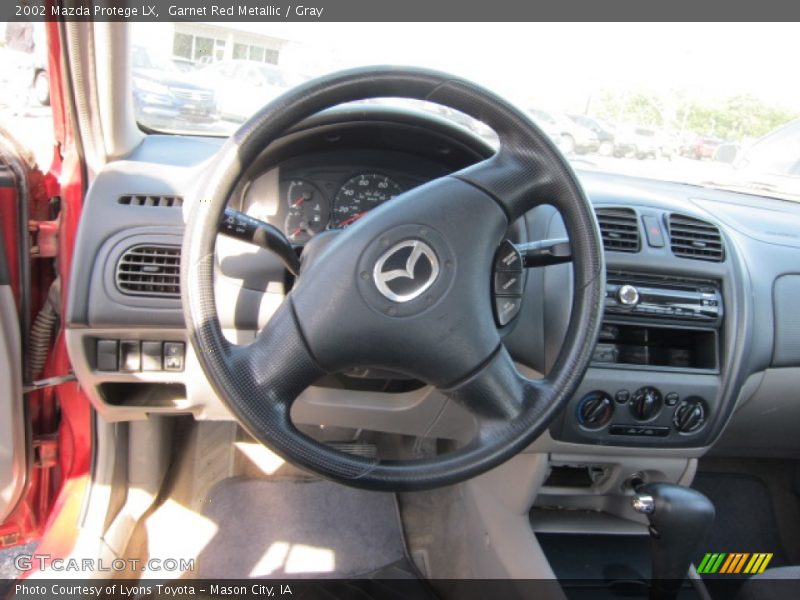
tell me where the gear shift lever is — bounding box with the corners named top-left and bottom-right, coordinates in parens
top-left (632, 482), bottom-right (715, 600)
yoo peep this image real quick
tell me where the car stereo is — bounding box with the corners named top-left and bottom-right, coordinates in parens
top-left (604, 271), bottom-right (723, 325)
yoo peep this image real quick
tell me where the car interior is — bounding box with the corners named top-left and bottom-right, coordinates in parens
top-left (2, 20), bottom-right (800, 600)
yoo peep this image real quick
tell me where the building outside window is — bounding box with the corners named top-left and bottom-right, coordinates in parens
top-left (233, 42), bottom-right (279, 65)
top-left (168, 24), bottom-right (289, 68)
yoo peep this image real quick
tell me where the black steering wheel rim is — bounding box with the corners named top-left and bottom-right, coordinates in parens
top-left (182, 66), bottom-right (605, 491)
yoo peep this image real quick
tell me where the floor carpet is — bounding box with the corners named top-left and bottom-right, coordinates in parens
top-left (195, 478), bottom-right (408, 579)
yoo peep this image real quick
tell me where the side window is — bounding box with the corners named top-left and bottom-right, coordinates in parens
top-left (0, 22), bottom-right (56, 167)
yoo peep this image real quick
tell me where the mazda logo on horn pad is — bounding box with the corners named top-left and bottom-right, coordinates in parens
top-left (373, 239), bottom-right (440, 303)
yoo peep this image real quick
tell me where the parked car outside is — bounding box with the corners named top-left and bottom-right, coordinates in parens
top-left (172, 56), bottom-right (198, 73)
top-left (528, 108), bottom-right (600, 154)
top-left (131, 45), bottom-right (219, 129)
top-left (569, 114), bottom-right (616, 156)
top-left (613, 124), bottom-right (659, 159)
top-left (655, 129), bottom-right (679, 160)
top-left (684, 135), bottom-right (723, 160)
top-left (202, 60), bottom-right (307, 123)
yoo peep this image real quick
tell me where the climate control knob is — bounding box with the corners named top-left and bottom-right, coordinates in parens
top-left (577, 391), bottom-right (614, 429)
top-left (673, 398), bottom-right (707, 433)
top-left (630, 386), bottom-right (663, 421)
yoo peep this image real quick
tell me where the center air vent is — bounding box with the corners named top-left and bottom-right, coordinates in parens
top-left (118, 194), bottom-right (183, 208)
top-left (116, 245), bottom-right (181, 298)
top-left (668, 214), bottom-right (724, 262)
top-left (595, 207), bottom-right (640, 253)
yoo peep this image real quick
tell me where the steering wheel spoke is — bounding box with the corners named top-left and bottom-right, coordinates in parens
top-left (443, 346), bottom-right (549, 424)
top-left (224, 300), bottom-right (325, 419)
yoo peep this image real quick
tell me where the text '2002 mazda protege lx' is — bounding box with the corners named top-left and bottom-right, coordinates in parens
top-left (1, 14), bottom-right (800, 600)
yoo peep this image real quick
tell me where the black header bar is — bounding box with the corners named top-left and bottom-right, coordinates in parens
top-left (4, 0), bottom-right (800, 22)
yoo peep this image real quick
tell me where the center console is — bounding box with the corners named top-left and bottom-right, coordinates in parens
top-left (550, 270), bottom-right (725, 448)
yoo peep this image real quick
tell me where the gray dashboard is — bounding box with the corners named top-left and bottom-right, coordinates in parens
top-left (64, 107), bottom-right (800, 458)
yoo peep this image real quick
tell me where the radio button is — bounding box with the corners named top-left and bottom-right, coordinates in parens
top-left (618, 284), bottom-right (640, 306)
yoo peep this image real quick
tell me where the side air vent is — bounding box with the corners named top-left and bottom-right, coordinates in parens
top-left (116, 245), bottom-right (181, 298)
top-left (668, 214), bottom-right (724, 262)
top-left (118, 194), bottom-right (183, 208)
top-left (594, 207), bottom-right (640, 253)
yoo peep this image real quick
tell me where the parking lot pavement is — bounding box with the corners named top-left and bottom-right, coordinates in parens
top-left (575, 153), bottom-right (734, 186)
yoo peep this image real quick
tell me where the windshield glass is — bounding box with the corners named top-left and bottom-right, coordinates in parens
top-left (132, 22), bottom-right (800, 201)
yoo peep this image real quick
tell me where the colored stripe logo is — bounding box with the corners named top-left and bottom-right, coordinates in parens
top-left (697, 552), bottom-right (773, 574)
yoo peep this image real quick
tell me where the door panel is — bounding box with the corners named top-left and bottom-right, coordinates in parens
top-left (0, 229), bottom-right (25, 524)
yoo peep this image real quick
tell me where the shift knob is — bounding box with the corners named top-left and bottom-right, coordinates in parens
top-left (632, 482), bottom-right (715, 600)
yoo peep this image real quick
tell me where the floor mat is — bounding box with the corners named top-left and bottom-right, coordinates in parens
top-left (692, 472), bottom-right (788, 564)
top-left (195, 478), bottom-right (408, 579)
top-left (537, 533), bottom-right (699, 599)
top-left (692, 472), bottom-right (789, 600)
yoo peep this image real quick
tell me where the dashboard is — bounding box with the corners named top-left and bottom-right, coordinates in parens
top-left (63, 105), bottom-right (800, 461)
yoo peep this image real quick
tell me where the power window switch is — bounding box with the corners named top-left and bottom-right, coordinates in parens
top-left (119, 340), bottom-right (141, 372)
top-left (163, 342), bottom-right (185, 372)
top-left (96, 339), bottom-right (119, 371)
top-left (141, 341), bottom-right (163, 372)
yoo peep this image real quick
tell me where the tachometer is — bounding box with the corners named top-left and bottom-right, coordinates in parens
top-left (332, 173), bottom-right (404, 228)
top-left (282, 179), bottom-right (328, 243)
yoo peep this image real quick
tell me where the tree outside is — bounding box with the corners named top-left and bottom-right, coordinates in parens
top-left (594, 90), bottom-right (798, 142)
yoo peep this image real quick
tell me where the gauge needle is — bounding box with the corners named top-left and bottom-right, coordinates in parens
top-left (292, 196), bottom-right (305, 206)
top-left (339, 211), bottom-right (368, 227)
top-left (289, 227), bottom-right (304, 239)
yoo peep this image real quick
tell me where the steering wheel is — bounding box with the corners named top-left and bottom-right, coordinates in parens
top-left (182, 67), bottom-right (604, 491)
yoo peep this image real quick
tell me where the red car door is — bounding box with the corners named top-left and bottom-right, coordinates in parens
top-left (0, 21), bottom-right (91, 575)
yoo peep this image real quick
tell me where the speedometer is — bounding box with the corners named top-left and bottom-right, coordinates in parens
top-left (331, 173), bottom-right (404, 228)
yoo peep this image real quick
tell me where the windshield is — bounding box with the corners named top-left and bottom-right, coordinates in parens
top-left (132, 45), bottom-right (180, 72)
top-left (132, 22), bottom-right (800, 201)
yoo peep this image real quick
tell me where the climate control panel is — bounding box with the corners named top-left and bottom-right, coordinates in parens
top-left (574, 385), bottom-right (708, 439)
top-left (556, 369), bottom-right (718, 447)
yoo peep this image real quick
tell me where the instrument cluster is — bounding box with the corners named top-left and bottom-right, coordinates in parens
top-left (271, 172), bottom-right (406, 244)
